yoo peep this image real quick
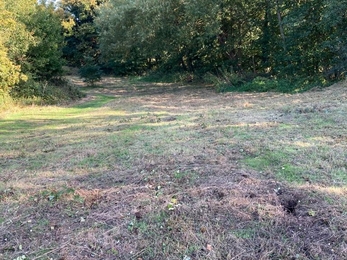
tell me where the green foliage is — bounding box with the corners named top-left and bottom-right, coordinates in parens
top-left (96, 0), bottom-right (347, 89)
top-left (10, 78), bottom-right (84, 105)
top-left (319, 0), bottom-right (347, 80)
top-left (2, 0), bottom-right (347, 94)
top-left (204, 67), bottom-right (245, 92)
top-left (0, 0), bottom-right (66, 97)
top-left (278, 0), bottom-right (325, 77)
top-left (238, 77), bottom-right (294, 93)
top-left (1, 0), bottom-right (36, 62)
top-left (0, 91), bottom-right (15, 112)
top-left (0, 43), bottom-right (21, 92)
top-left (0, 0), bottom-right (34, 91)
top-left (228, 77), bottom-right (325, 93)
top-left (79, 63), bottom-right (102, 84)
top-left (24, 3), bottom-right (65, 80)
top-left (96, 0), bottom-right (222, 74)
top-left (60, 0), bottom-right (103, 67)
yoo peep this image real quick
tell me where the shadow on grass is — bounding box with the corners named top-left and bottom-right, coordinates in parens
top-left (1, 77), bottom-right (347, 259)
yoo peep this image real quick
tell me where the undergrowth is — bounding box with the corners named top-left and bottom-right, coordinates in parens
top-left (0, 91), bottom-right (15, 112)
top-left (204, 68), bottom-right (332, 93)
top-left (2, 77), bottom-right (84, 109)
top-left (133, 71), bottom-right (195, 83)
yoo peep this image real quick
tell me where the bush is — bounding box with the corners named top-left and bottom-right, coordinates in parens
top-left (231, 77), bottom-right (327, 93)
top-left (0, 90), bottom-right (15, 111)
top-left (238, 77), bottom-right (324, 93)
top-left (238, 77), bottom-right (281, 92)
top-left (79, 63), bottom-right (102, 85)
top-left (204, 70), bottom-right (327, 93)
top-left (10, 77), bottom-right (84, 105)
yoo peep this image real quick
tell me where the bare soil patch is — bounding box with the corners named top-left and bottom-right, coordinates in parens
top-left (1, 77), bottom-right (347, 259)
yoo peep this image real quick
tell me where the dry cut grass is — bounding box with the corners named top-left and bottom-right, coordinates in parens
top-left (0, 76), bottom-right (347, 259)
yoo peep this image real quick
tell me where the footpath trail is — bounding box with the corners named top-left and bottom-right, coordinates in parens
top-left (1, 77), bottom-right (347, 259)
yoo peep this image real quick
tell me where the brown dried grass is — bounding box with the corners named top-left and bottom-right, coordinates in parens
top-left (1, 77), bottom-right (347, 259)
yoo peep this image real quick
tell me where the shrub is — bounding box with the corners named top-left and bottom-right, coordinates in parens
top-left (0, 90), bottom-right (15, 111)
top-left (238, 77), bottom-right (280, 92)
top-left (238, 77), bottom-right (325, 93)
top-left (204, 70), bottom-right (327, 93)
top-left (10, 77), bottom-right (84, 105)
top-left (78, 63), bottom-right (102, 85)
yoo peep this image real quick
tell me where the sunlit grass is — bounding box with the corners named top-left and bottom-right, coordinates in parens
top-left (1, 78), bottom-right (347, 259)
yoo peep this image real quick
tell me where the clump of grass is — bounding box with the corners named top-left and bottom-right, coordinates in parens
top-left (203, 67), bottom-right (245, 92)
top-left (132, 71), bottom-right (186, 83)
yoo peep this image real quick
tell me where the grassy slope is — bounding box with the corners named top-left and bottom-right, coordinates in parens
top-left (0, 76), bottom-right (347, 259)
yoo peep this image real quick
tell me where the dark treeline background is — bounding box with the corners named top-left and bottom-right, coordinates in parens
top-left (1, 0), bottom-right (347, 100)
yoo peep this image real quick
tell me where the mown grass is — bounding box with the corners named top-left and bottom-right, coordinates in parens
top-left (1, 77), bottom-right (347, 259)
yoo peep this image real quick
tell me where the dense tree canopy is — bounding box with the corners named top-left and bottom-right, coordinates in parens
top-left (96, 0), bottom-right (347, 87)
top-left (0, 0), bottom-right (34, 91)
top-left (1, 0), bottom-right (347, 96)
top-left (60, 0), bottom-right (104, 66)
top-left (0, 0), bottom-right (65, 94)
top-left (24, 4), bottom-right (65, 80)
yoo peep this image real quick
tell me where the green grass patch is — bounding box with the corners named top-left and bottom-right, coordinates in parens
top-left (232, 228), bottom-right (256, 239)
top-left (331, 169), bottom-right (347, 185)
top-left (73, 94), bottom-right (115, 109)
top-left (243, 150), bottom-right (305, 183)
top-left (275, 164), bottom-right (304, 183)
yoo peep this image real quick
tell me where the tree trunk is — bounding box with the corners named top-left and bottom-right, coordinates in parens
top-left (276, 0), bottom-right (286, 51)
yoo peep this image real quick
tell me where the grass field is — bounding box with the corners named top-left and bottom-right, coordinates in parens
top-left (1, 76), bottom-right (347, 259)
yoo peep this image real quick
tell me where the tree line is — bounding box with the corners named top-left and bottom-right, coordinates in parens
top-left (1, 0), bottom-right (347, 100)
top-left (95, 0), bottom-right (347, 91)
top-left (0, 0), bottom-right (64, 96)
